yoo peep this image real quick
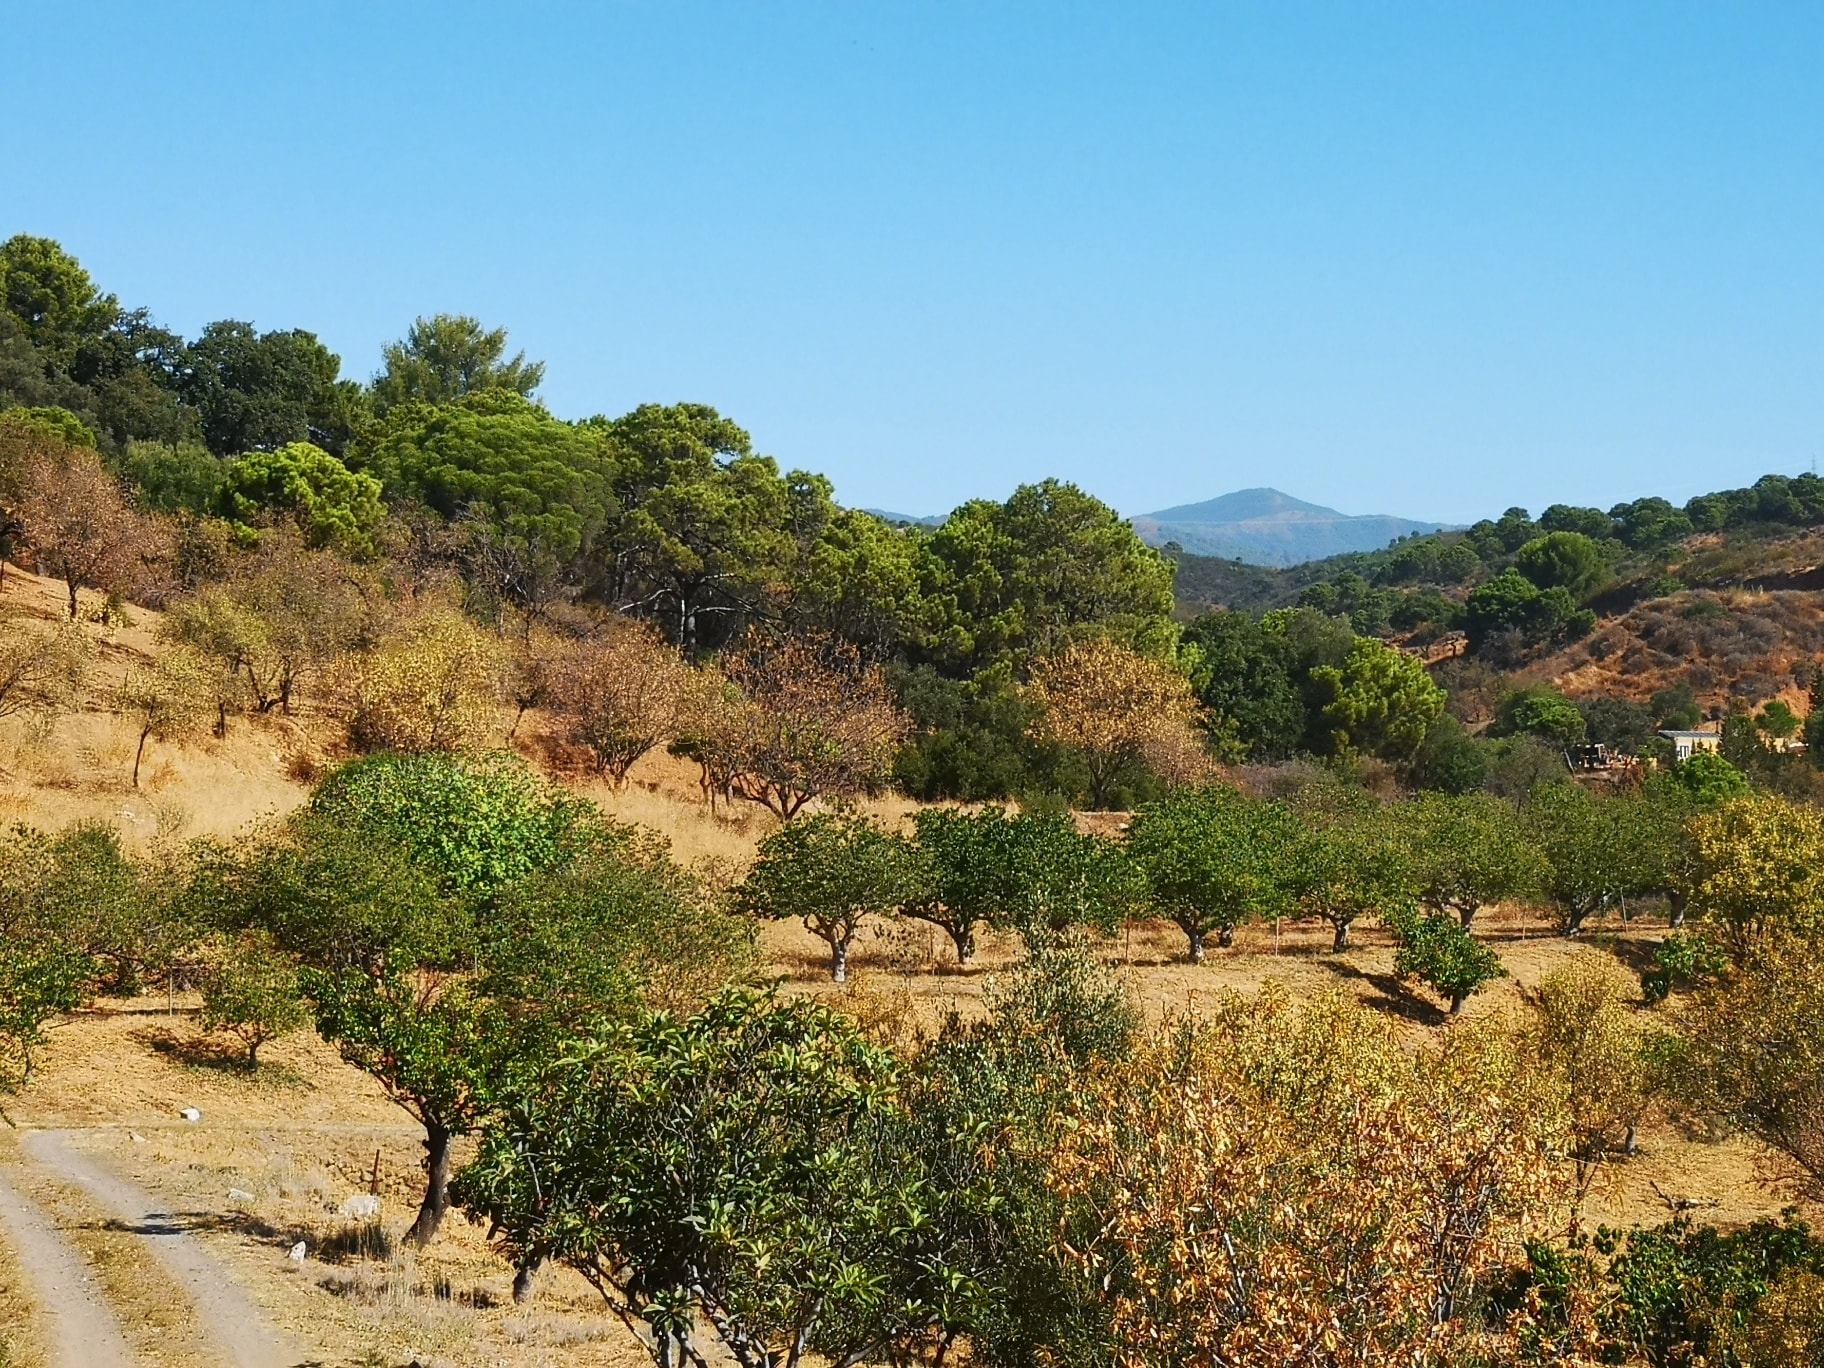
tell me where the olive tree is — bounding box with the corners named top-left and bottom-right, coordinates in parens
top-left (1386, 906), bottom-right (1507, 1015)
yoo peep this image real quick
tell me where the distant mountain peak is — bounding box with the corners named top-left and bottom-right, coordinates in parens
top-left (1132, 487), bottom-right (1453, 567)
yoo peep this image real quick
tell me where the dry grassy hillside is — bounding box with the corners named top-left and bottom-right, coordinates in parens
top-left (0, 560), bottom-right (1815, 1366)
top-left (1536, 585), bottom-right (1824, 711)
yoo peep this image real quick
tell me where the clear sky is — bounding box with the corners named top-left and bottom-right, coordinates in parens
top-left (7, 2), bottom-right (1822, 524)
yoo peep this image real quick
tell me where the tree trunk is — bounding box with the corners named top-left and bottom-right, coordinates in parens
top-left (1449, 992), bottom-right (1466, 1015)
top-left (131, 728), bottom-right (150, 788)
top-left (1566, 906), bottom-right (1589, 937)
top-left (1186, 926), bottom-right (1205, 965)
top-left (66, 577), bottom-right (79, 621)
top-left (403, 1120), bottom-right (453, 1246)
top-left (1668, 893), bottom-right (1687, 929)
top-left (949, 925), bottom-right (975, 966)
top-left (1332, 919), bottom-right (1351, 952)
top-left (1218, 925), bottom-right (1235, 949)
top-left (830, 937), bottom-right (851, 984)
top-left (512, 1257), bottom-right (542, 1304)
top-left (1459, 904), bottom-right (1478, 930)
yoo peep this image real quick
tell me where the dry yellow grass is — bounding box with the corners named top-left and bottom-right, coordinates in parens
top-left (0, 558), bottom-right (1814, 1360)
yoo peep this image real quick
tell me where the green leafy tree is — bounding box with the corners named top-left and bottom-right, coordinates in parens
top-left (370, 314), bottom-right (544, 415)
top-left (200, 931), bottom-right (306, 1067)
top-left (112, 438), bottom-right (227, 514)
top-left (1386, 906), bottom-right (1507, 1014)
top-left (1308, 637), bottom-right (1445, 761)
top-left (0, 936), bottom-right (89, 1098)
top-left (1662, 752), bottom-right (1750, 806)
top-left (236, 753), bottom-right (589, 1243)
top-left (1515, 531), bottom-right (1609, 597)
top-left (737, 811), bottom-right (920, 982)
top-left (1526, 784), bottom-right (1659, 935)
top-left (1410, 714), bottom-right (1489, 794)
top-left (0, 236), bottom-right (118, 360)
top-left (902, 806), bottom-right (1019, 965)
top-left (599, 403), bottom-right (814, 649)
top-left (179, 320), bottom-right (365, 457)
top-left (1490, 686), bottom-right (1587, 749)
top-left (114, 647), bottom-right (222, 787)
top-left (1758, 698), bottom-right (1801, 741)
top-left (1395, 792), bottom-right (1545, 928)
top-left (453, 988), bottom-right (950, 1368)
top-left (1127, 786), bottom-right (1297, 961)
top-left (359, 391), bottom-right (614, 615)
top-left (1285, 797), bottom-right (1416, 951)
top-left (218, 441), bottom-right (383, 554)
top-left (922, 478), bottom-right (1175, 675)
top-left (1178, 609), bottom-right (1308, 761)
top-left (792, 507), bottom-right (938, 653)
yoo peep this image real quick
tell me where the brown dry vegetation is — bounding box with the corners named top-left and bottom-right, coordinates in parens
top-left (1532, 586), bottom-right (1824, 711)
top-left (0, 558), bottom-right (1814, 1363)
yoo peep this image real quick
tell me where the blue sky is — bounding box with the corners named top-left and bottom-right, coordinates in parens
top-left (7, 2), bottom-right (1822, 524)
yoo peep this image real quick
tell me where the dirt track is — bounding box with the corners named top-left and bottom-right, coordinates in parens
top-left (3, 1130), bottom-right (301, 1367)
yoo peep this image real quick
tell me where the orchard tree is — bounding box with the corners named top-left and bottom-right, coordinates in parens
top-left (1395, 792), bottom-right (1545, 929)
top-left (1025, 638), bottom-right (1210, 809)
top-left (0, 612), bottom-right (90, 721)
top-left (344, 606), bottom-right (506, 753)
top-left (1683, 794), bottom-right (1824, 963)
top-left (453, 988), bottom-right (947, 1368)
top-left (551, 622), bottom-right (693, 784)
top-left (1048, 990), bottom-right (1566, 1363)
top-left (1386, 906), bottom-right (1507, 1015)
top-left (200, 931), bottom-right (306, 1068)
top-left (738, 811), bottom-right (919, 982)
top-left (1285, 797), bottom-right (1415, 951)
top-left (1681, 937), bottom-right (1824, 1200)
top-left (370, 314), bottom-right (544, 415)
top-left (1127, 786), bottom-right (1297, 961)
top-left (115, 646), bottom-right (221, 786)
top-left (712, 633), bottom-right (909, 819)
top-left (235, 752), bottom-right (590, 1243)
top-left (11, 432), bottom-right (148, 618)
top-left (1525, 784), bottom-right (1658, 936)
top-left (1523, 958), bottom-right (1656, 1204)
top-left (902, 805), bottom-right (1020, 966)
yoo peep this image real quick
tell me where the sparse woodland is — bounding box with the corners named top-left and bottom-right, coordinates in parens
top-left (6, 233), bottom-right (1824, 1363)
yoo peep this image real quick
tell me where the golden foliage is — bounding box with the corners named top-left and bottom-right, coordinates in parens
top-left (695, 633), bottom-right (909, 819)
top-left (0, 610), bottom-right (90, 720)
top-left (1026, 638), bottom-right (1211, 807)
top-left (342, 606), bottom-right (506, 753)
top-left (1048, 987), bottom-right (1569, 1366)
top-left (548, 619), bottom-right (694, 784)
top-left (1685, 795), bottom-right (1824, 962)
top-left (1523, 957), bottom-right (1656, 1208)
top-left (114, 645), bottom-right (226, 786)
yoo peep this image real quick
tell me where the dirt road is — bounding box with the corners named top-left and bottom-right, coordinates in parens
top-left (12, 1129), bottom-right (301, 1367)
top-left (0, 1161), bottom-right (135, 1367)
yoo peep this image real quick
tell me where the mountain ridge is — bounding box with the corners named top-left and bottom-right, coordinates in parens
top-left (1131, 486), bottom-right (1453, 566)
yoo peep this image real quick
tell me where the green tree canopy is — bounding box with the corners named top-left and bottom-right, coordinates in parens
top-left (1309, 636), bottom-right (1445, 761)
top-left (179, 320), bottom-right (365, 456)
top-left (370, 314), bottom-right (544, 415)
top-left (219, 441), bottom-right (383, 554)
top-left (922, 478), bottom-right (1175, 675)
top-left (1515, 531), bottom-right (1609, 597)
top-left (1490, 686), bottom-right (1587, 748)
top-left (357, 391), bottom-right (615, 611)
top-left (1127, 786), bottom-right (1298, 961)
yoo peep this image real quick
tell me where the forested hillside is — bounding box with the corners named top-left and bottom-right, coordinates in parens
top-left (7, 233), bottom-right (1824, 1363)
